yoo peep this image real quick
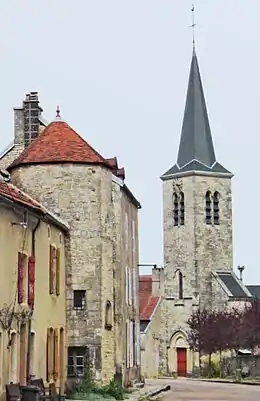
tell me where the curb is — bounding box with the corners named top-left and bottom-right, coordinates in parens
top-left (190, 378), bottom-right (260, 386)
top-left (135, 384), bottom-right (171, 401)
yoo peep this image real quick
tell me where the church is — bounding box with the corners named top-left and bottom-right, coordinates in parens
top-left (139, 45), bottom-right (256, 378)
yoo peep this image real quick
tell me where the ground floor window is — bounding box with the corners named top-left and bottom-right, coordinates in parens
top-left (68, 346), bottom-right (86, 377)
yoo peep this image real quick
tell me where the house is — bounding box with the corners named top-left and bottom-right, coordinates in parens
top-left (139, 267), bottom-right (163, 378)
top-left (0, 93), bottom-right (141, 386)
top-left (0, 169), bottom-right (67, 399)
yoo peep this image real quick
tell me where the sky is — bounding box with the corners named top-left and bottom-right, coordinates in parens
top-left (0, 1), bottom-right (259, 283)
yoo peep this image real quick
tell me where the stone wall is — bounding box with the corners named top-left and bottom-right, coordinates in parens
top-left (10, 164), bottom-right (114, 378)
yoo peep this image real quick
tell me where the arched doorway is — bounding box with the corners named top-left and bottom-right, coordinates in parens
top-left (168, 330), bottom-right (190, 377)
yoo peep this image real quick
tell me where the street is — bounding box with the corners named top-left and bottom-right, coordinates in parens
top-left (147, 378), bottom-right (260, 401)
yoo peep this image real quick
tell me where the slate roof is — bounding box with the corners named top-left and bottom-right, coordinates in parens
top-left (8, 120), bottom-right (112, 170)
top-left (246, 285), bottom-right (260, 299)
top-left (139, 275), bottom-right (160, 320)
top-left (161, 47), bottom-right (232, 179)
top-left (0, 173), bottom-right (69, 231)
top-left (216, 272), bottom-right (251, 298)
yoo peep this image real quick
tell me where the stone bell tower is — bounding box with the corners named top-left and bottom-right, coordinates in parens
top-left (159, 46), bottom-right (233, 375)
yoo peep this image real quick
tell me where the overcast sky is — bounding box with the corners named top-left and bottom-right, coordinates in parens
top-left (0, 1), bottom-right (258, 283)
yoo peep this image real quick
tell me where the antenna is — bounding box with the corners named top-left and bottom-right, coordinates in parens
top-left (190, 4), bottom-right (196, 47)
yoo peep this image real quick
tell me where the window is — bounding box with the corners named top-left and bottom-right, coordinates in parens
top-left (18, 252), bottom-right (27, 304)
top-left (128, 269), bottom-right (132, 306)
top-left (10, 332), bottom-right (17, 383)
top-left (67, 347), bottom-right (86, 377)
top-left (20, 324), bottom-right (26, 385)
top-left (180, 192), bottom-right (185, 225)
top-left (205, 191), bottom-right (212, 225)
top-left (29, 332), bottom-right (35, 377)
top-left (49, 245), bottom-right (56, 295)
top-left (125, 266), bottom-right (129, 304)
top-left (213, 191), bottom-right (220, 225)
top-left (53, 328), bottom-right (59, 381)
top-left (132, 268), bottom-right (137, 307)
top-left (46, 327), bottom-right (54, 382)
top-left (105, 301), bottom-right (112, 330)
top-left (73, 290), bottom-right (86, 310)
top-left (179, 271), bottom-right (183, 300)
top-left (173, 193), bottom-right (178, 226)
top-left (173, 192), bottom-right (185, 226)
top-left (124, 212), bottom-right (129, 249)
top-left (59, 328), bottom-right (65, 394)
top-left (129, 321), bottom-right (134, 367)
top-left (132, 220), bottom-right (136, 258)
top-left (56, 248), bottom-right (61, 296)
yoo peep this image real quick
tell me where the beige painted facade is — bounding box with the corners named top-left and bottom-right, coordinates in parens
top-left (0, 196), bottom-right (67, 399)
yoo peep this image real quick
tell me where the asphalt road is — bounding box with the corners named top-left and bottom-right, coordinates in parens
top-left (146, 378), bottom-right (260, 401)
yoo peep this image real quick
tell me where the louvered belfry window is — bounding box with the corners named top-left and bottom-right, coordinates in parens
top-left (173, 192), bottom-right (185, 227)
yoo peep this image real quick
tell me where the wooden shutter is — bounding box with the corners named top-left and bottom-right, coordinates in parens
top-left (56, 249), bottom-right (61, 296)
top-left (49, 246), bottom-right (54, 294)
top-left (53, 328), bottom-right (59, 381)
top-left (46, 328), bottom-right (51, 382)
top-left (18, 252), bottom-right (24, 303)
top-left (28, 256), bottom-right (36, 308)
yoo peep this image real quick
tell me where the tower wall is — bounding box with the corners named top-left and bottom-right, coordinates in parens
top-left (159, 173), bottom-right (233, 375)
top-left (10, 164), bottom-right (115, 380)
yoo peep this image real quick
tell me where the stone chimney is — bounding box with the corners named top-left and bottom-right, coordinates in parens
top-left (14, 92), bottom-right (43, 148)
top-left (152, 266), bottom-right (164, 297)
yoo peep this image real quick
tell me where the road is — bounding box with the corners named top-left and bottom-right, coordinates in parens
top-left (147, 378), bottom-right (260, 401)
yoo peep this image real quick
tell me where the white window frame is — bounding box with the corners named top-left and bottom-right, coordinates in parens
top-left (125, 212), bottom-right (129, 250)
top-left (128, 269), bottom-right (132, 306)
top-left (136, 321), bottom-right (141, 366)
top-left (132, 268), bottom-right (137, 307)
top-left (129, 320), bottom-right (134, 368)
top-left (125, 266), bottom-right (129, 304)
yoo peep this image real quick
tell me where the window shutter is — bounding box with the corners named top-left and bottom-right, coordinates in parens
top-left (46, 328), bottom-right (51, 382)
top-left (125, 266), bottom-right (129, 304)
top-left (136, 321), bottom-right (141, 366)
top-left (53, 328), bottom-right (59, 381)
top-left (56, 249), bottom-right (61, 296)
top-left (49, 246), bottom-right (54, 294)
top-left (28, 256), bottom-right (36, 308)
top-left (18, 252), bottom-right (24, 303)
top-left (132, 268), bottom-right (136, 307)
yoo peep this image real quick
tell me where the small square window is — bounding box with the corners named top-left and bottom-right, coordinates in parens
top-left (73, 290), bottom-right (86, 310)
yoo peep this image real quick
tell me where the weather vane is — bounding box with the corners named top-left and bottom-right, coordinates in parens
top-left (190, 4), bottom-right (196, 47)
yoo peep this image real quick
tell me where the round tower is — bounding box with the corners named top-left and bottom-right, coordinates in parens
top-left (7, 114), bottom-right (116, 380)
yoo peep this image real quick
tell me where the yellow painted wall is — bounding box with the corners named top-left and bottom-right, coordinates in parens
top-left (0, 203), bottom-right (67, 399)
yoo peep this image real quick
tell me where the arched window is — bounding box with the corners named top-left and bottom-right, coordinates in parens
top-left (180, 192), bottom-right (185, 226)
top-left (205, 191), bottom-right (212, 225)
top-left (179, 272), bottom-right (183, 300)
top-left (105, 301), bottom-right (112, 330)
top-left (213, 191), bottom-right (219, 225)
top-left (173, 193), bottom-right (179, 226)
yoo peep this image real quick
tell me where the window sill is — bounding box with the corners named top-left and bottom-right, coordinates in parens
top-left (174, 300), bottom-right (184, 306)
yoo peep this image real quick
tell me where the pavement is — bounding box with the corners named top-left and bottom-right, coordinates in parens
top-left (145, 378), bottom-right (260, 401)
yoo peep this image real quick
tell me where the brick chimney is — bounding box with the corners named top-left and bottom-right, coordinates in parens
top-left (14, 92), bottom-right (43, 148)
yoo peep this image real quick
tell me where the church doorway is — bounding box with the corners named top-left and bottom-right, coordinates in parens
top-left (177, 348), bottom-right (187, 376)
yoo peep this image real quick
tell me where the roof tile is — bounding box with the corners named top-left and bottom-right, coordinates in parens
top-left (139, 275), bottom-right (160, 320)
top-left (8, 121), bottom-right (112, 170)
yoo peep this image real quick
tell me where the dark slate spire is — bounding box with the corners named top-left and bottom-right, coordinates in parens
top-left (161, 48), bottom-right (232, 180)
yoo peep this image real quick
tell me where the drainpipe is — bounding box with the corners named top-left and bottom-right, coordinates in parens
top-left (26, 218), bottom-right (41, 384)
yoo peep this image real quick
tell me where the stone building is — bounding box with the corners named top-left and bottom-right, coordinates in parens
top-left (0, 169), bottom-right (67, 399)
top-left (0, 94), bottom-right (141, 385)
top-left (139, 267), bottom-right (163, 378)
top-left (139, 46), bottom-right (255, 379)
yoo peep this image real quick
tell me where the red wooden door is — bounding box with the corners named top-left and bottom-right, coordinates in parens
top-left (177, 348), bottom-right (187, 376)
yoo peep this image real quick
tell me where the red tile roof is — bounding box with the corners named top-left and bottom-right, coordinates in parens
top-left (8, 121), bottom-right (113, 170)
top-left (139, 275), bottom-right (160, 320)
top-left (0, 176), bottom-right (68, 231)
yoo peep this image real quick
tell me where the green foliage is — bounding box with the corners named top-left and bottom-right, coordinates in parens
top-left (70, 364), bottom-right (125, 400)
top-left (202, 360), bottom-right (220, 378)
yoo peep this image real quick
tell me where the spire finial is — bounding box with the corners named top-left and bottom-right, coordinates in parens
top-left (56, 105), bottom-right (61, 120)
top-left (190, 4), bottom-right (196, 48)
